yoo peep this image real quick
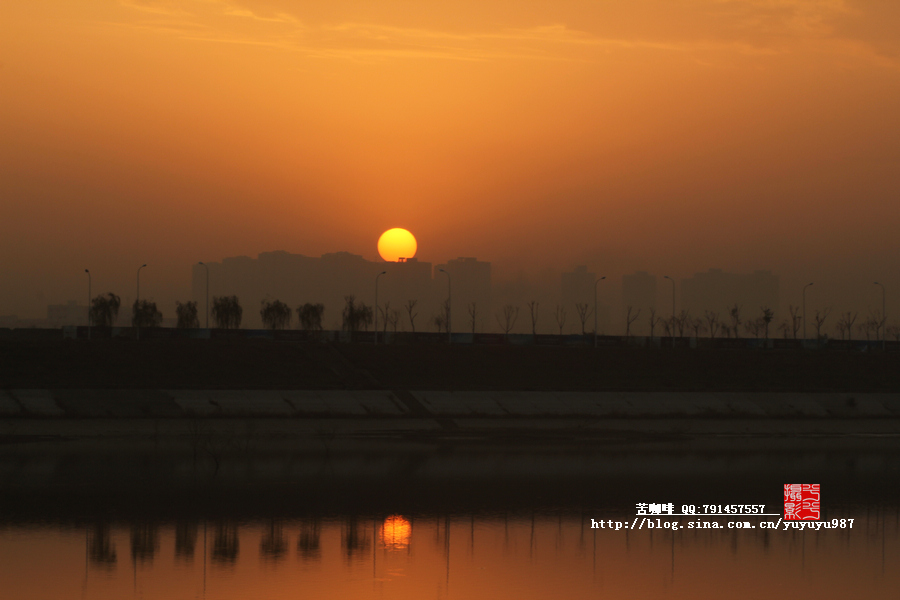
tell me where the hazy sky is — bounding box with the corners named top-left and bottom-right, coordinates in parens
top-left (2, 0), bottom-right (899, 316)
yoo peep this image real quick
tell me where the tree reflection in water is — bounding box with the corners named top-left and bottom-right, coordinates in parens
top-left (212, 523), bottom-right (240, 566)
top-left (130, 524), bottom-right (159, 565)
top-left (260, 519), bottom-right (287, 562)
top-left (297, 519), bottom-right (321, 561)
top-left (342, 517), bottom-right (370, 561)
top-left (88, 523), bottom-right (116, 569)
top-left (175, 522), bottom-right (197, 562)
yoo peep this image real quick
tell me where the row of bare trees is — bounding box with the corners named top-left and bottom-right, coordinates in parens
top-left (84, 290), bottom-right (899, 341)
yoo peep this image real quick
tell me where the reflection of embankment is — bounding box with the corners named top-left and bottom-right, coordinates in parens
top-left (1, 438), bottom-right (899, 524)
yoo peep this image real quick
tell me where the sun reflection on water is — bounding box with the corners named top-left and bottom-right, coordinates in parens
top-left (380, 515), bottom-right (411, 550)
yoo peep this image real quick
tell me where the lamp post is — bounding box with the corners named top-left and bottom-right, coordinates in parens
top-left (875, 281), bottom-right (886, 350)
top-left (85, 269), bottom-right (91, 340)
top-left (802, 282), bottom-right (813, 341)
top-left (199, 262), bottom-right (209, 328)
top-left (374, 271), bottom-right (386, 344)
top-left (594, 276), bottom-right (605, 348)
top-left (663, 276), bottom-right (675, 335)
top-left (136, 264), bottom-right (147, 340)
top-left (439, 268), bottom-right (451, 344)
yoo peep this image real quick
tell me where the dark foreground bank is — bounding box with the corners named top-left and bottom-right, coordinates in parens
top-left (2, 339), bottom-right (899, 391)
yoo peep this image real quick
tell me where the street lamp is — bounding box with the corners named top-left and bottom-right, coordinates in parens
top-left (439, 268), bottom-right (451, 344)
top-left (136, 264), bottom-right (147, 340)
top-left (85, 269), bottom-right (91, 340)
top-left (374, 271), bottom-right (386, 344)
top-left (199, 262), bottom-right (209, 328)
top-left (802, 282), bottom-right (813, 341)
top-left (594, 276), bottom-right (605, 348)
top-left (663, 276), bottom-right (675, 333)
top-left (875, 281), bottom-right (886, 350)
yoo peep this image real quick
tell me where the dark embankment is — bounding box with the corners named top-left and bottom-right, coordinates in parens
top-left (1, 339), bottom-right (898, 391)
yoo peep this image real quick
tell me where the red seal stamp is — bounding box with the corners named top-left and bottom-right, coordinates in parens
top-left (784, 484), bottom-right (820, 520)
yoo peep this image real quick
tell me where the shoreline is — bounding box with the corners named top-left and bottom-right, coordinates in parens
top-left (2, 390), bottom-right (900, 438)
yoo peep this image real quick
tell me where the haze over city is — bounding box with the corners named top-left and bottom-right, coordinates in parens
top-left (2, 0), bottom-right (899, 323)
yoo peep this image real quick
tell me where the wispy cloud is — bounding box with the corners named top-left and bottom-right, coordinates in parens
top-left (118, 0), bottom-right (191, 17)
top-left (109, 0), bottom-right (900, 69)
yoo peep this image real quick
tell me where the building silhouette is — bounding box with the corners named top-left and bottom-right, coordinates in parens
top-left (193, 251), bottom-right (489, 331)
top-left (680, 269), bottom-right (779, 320)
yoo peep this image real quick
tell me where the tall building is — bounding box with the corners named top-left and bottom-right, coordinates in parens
top-left (680, 269), bottom-right (779, 321)
top-left (433, 257), bottom-right (492, 333)
top-left (193, 251), bottom-right (445, 330)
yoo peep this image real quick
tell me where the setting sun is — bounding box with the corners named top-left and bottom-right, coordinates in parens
top-left (377, 228), bottom-right (417, 262)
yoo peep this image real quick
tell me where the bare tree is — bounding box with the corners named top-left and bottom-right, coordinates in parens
top-left (432, 312), bottom-right (446, 333)
top-left (404, 300), bottom-right (418, 333)
top-left (690, 317), bottom-right (706, 342)
top-left (378, 301), bottom-right (392, 336)
top-left (624, 306), bottom-right (641, 339)
top-left (836, 319), bottom-right (848, 340)
top-left (836, 311), bottom-right (858, 341)
top-left (554, 304), bottom-right (567, 335)
top-left (777, 319), bottom-right (790, 339)
top-left (387, 308), bottom-right (401, 332)
top-left (860, 312), bottom-right (882, 341)
top-left (467, 302), bottom-right (478, 334)
top-left (675, 309), bottom-right (690, 337)
top-left (788, 305), bottom-right (802, 339)
top-left (871, 310), bottom-right (886, 342)
top-left (858, 319), bottom-right (874, 341)
top-left (496, 304), bottom-right (520, 337)
top-left (648, 307), bottom-right (660, 340)
top-left (704, 310), bottom-right (719, 339)
top-left (298, 303), bottom-right (325, 331)
top-left (744, 317), bottom-right (763, 338)
top-left (760, 307), bottom-right (774, 340)
top-left (886, 323), bottom-right (900, 341)
top-left (176, 301), bottom-right (199, 328)
top-left (261, 299), bottom-right (292, 330)
top-left (90, 293), bottom-right (121, 327)
top-left (728, 304), bottom-right (742, 339)
top-left (574, 303), bottom-right (592, 336)
top-left (442, 299), bottom-right (450, 333)
top-left (432, 299), bottom-right (451, 333)
top-left (527, 301), bottom-right (540, 337)
top-left (812, 308), bottom-right (830, 340)
top-left (661, 317), bottom-right (673, 337)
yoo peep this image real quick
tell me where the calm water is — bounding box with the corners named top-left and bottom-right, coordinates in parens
top-left (1, 436), bottom-right (898, 599)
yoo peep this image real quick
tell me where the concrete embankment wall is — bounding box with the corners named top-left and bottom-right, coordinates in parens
top-left (2, 390), bottom-right (900, 437)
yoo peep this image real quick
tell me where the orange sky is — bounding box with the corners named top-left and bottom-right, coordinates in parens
top-left (2, 1), bottom-right (900, 316)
